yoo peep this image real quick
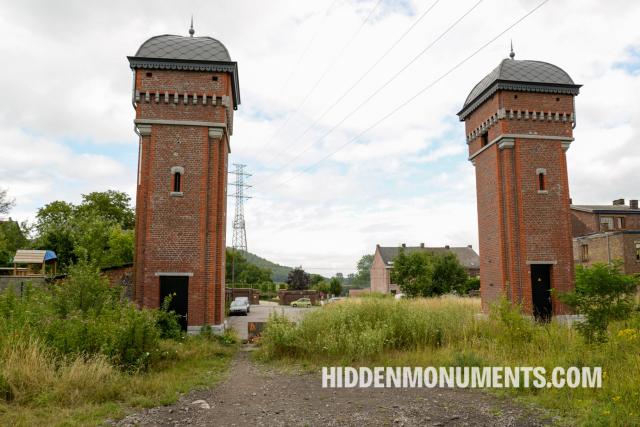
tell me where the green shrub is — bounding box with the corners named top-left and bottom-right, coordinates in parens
top-left (559, 262), bottom-right (639, 343)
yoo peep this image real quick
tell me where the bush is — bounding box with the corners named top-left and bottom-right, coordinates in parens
top-left (559, 262), bottom-right (639, 343)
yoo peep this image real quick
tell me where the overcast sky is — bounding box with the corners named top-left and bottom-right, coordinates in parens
top-left (0, 0), bottom-right (639, 275)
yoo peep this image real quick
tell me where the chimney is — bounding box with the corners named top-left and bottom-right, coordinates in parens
top-left (401, 243), bottom-right (406, 248)
top-left (445, 245), bottom-right (450, 249)
top-left (420, 243), bottom-right (425, 248)
top-left (631, 200), bottom-right (639, 209)
top-left (613, 198), bottom-right (625, 206)
top-left (569, 198), bottom-right (573, 204)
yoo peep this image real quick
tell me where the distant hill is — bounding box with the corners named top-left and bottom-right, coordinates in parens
top-left (241, 250), bottom-right (293, 283)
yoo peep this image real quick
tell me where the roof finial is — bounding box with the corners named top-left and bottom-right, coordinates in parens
top-left (189, 15), bottom-right (195, 37)
top-left (509, 40), bottom-right (515, 59)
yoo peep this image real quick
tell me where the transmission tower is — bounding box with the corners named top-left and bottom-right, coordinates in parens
top-left (229, 163), bottom-right (251, 253)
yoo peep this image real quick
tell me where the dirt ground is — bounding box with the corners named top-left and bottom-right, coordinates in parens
top-left (115, 348), bottom-right (554, 427)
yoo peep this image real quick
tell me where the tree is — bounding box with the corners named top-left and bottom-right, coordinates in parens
top-left (287, 267), bottom-right (310, 290)
top-left (77, 190), bottom-right (135, 230)
top-left (352, 254), bottom-right (374, 287)
top-left (0, 220), bottom-right (29, 266)
top-left (329, 277), bottom-right (342, 297)
top-left (312, 280), bottom-right (330, 295)
top-left (559, 262), bottom-right (639, 343)
top-left (309, 274), bottom-right (325, 287)
top-left (391, 250), bottom-right (435, 297)
top-left (0, 188), bottom-right (15, 215)
top-left (225, 249), bottom-right (272, 285)
top-left (432, 253), bottom-right (468, 295)
top-left (32, 192), bottom-right (136, 270)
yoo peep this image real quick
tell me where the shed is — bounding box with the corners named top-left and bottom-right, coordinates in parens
top-left (12, 250), bottom-right (58, 276)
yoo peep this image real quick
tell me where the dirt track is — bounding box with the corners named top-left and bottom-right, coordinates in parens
top-left (115, 348), bottom-right (553, 427)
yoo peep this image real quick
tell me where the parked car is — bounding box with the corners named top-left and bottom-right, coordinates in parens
top-left (291, 297), bottom-right (312, 308)
top-left (326, 297), bottom-right (344, 304)
top-left (233, 296), bottom-right (250, 313)
top-left (394, 293), bottom-right (406, 300)
top-left (229, 299), bottom-right (249, 316)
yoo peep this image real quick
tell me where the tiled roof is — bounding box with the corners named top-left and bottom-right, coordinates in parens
top-left (135, 35), bottom-right (231, 62)
top-left (458, 58), bottom-right (581, 120)
top-left (378, 246), bottom-right (479, 269)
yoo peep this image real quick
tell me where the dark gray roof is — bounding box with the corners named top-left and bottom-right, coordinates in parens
top-left (128, 34), bottom-right (240, 108)
top-left (377, 246), bottom-right (479, 269)
top-left (571, 205), bottom-right (640, 214)
top-left (134, 35), bottom-right (231, 62)
top-left (458, 58), bottom-right (581, 120)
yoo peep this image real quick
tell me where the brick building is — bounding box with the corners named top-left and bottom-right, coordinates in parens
top-left (370, 244), bottom-right (479, 294)
top-left (571, 198), bottom-right (640, 275)
top-left (458, 52), bottom-right (580, 320)
top-left (128, 28), bottom-right (240, 332)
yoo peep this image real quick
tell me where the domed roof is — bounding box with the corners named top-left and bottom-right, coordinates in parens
top-left (128, 34), bottom-right (240, 108)
top-left (134, 34), bottom-right (232, 62)
top-left (458, 58), bottom-right (580, 120)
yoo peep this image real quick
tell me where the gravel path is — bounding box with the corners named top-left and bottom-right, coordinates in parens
top-left (115, 348), bottom-right (554, 427)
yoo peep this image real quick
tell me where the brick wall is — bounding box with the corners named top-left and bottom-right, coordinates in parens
top-left (466, 90), bottom-right (576, 315)
top-left (574, 232), bottom-right (640, 275)
top-left (370, 249), bottom-right (390, 293)
top-left (133, 67), bottom-right (234, 329)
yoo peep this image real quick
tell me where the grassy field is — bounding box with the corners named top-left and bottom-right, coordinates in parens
top-left (258, 296), bottom-right (640, 426)
top-left (0, 335), bottom-right (237, 426)
top-left (0, 264), bottom-right (238, 426)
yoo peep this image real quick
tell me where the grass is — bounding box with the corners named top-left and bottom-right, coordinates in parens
top-left (258, 296), bottom-right (640, 426)
top-left (0, 335), bottom-right (237, 426)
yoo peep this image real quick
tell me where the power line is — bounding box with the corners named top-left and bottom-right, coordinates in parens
top-left (255, 0), bottom-right (484, 188)
top-left (260, 0), bottom-right (550, 191)
top-left (252, 0), bottom-right (384, 156)
top-left (258, 0), bottom-right (441, 168)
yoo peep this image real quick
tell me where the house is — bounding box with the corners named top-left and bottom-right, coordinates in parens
top-left (571, 198), bottom-right (640, 275)
top-left (370, 243), bottom-right (480, 294)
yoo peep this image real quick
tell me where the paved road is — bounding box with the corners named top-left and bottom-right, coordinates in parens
top-left (226, 303), bottom-right (317, 340)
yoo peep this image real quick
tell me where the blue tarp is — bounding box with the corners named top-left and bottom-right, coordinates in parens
top-left (44, 250), bottom-right (57, 261)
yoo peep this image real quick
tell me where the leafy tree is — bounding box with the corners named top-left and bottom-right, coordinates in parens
top-left (329, 277), bottom-right (342, 297)
top-left (309, 274), bottom-right (325, 287)
top-left (559, 262), bottom-right (639, 343)
top-left (391, 250), bottom-right (435, 297)
top-left (238, 263), bottom-right (272, 285)
top-left (352, 254), bottom-right (374, 287)
top-left (312, 280), bottom-right (330, 295)
top-left (32, 191), bottom-right (136, 270)
top-left (432, 253), bottom-right (468, 295)
top-left (0, 219), bottom-right (29, 266)
top-left (77, 190), bottom-right (135, 230)
top-left (225, 249), bottom-right (272, 285)
top-left (0, 188), bottom-right (15, 215)
top-left (287, 267), bottom-right (310, 290)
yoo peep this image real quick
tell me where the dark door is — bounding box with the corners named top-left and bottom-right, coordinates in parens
top-left (159, 276), bottom-right (189, 331)
top-left (530, 265), bottom-right (552, 322)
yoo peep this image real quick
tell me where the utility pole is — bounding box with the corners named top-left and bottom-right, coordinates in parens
top-left (229, 163), bottom-right (251, 286)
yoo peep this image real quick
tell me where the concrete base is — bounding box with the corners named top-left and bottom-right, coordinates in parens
top-left (186, 321), bottom-right (227, 335)
top-left (553, 314), bottom-right (585, 326)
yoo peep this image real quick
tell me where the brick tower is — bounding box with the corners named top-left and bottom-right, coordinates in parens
top-left (457, 51), bottom-right (580, 320)
top-left (128, 28), bottom-right (240, 332)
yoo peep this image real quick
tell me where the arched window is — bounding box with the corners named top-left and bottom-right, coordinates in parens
top-left (170, 166), bottom-right (185, 195)
top-left (173, 172), bottom-right (181, 192)
top-left (536, 168), bottom-right (547, 193)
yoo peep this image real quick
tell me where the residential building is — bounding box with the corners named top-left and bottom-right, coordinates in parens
top-left (571, 199), bottom-right (640, 275)
top-left (370, 243), bottom-right (479, 294)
